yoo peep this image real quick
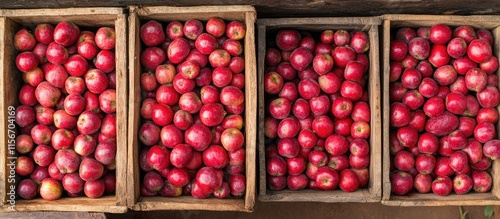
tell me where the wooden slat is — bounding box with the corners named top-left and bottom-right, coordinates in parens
top-left (381, 14), bottom-right (500, 206)
top-left (0, 212), bottom-right (106, 219)
top-left (0, 8), bottom-right (124, 27)
top-left (243, 10), bottom-right (257, 212)
top-left (257, 17), bottom-right (382, 203)
top-left (128, 5), bottom-right (257, 212)
top-left (0, 7), bottom-right (123, 16)
top-left (382, 193), bottom-right (500, 206)
top-left (491, 26), bottom-right (500, 200)
top-left (114, 13), bottom-right (128, 207)
top-left (1, 196), bottom-right (126, 213)
top-left (0, 8), bottom-right (128, 213)
top-left (0, 16), bottom-right (21, 207)
top-left (381, 19), bottom-right (392, 203)
top-left (1, 0), bottom-right (500, 17)
top-left (259, 189), bottom-right (380, 203)
top-left (132, 5), bottom-right (254, 22)
top-left (133, 196), bottom-right (246, 211)
top-left (126, 8), bottom-right (142, 209)
top-left (257, 23), bottom-right (267, 197)
top-left (368, 24), bottom-right (382, 198)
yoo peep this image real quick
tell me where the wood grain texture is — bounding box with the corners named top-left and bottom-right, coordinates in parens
top-left (492, 26), bottom-right (500, 200)
top-left (381, 19), bottom-right (392, 204)
top-left (0, 17), bottom-right (21, 207)
top-left (256, 23), bottom-right (267, 197)
top-left (126, 8), bottom-right (141, 209)
top-left (381, 14), bottom-right (500, 206)
top-left (257, 17), bottom-right (382, 203)
top-left (243, 10), bottom-right (258, 212)
top-left (127, 5), bottom-right (256, 212)
top-left (1, 196), bottom-right (125, 213)
top-left (133, 197), bottom-right (246, 211)
top-left (1, 0), bottom-right (500, 17)
top-left (114, 13), bottom-right (129, 208)
top-left (0, 8), bottom-right (128, 213)
top-left (259, 189), bottom-right (380, 202)
top-left (0, 212), bottom-right (106, 219)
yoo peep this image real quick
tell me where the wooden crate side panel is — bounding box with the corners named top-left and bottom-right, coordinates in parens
top-left (0, 8), bottom-right (123, 17)
top-left (257, 17), bottom-right (381, 27)
top-left (243, 10), bottom-right (257, 212)
top-left (0, 17), bottom-right (21, 206)
top-left (259, 189), bottom-right (379, 202)
top-left (381, 19), bottom-right (392, 202)
top-left (383, 14), bottom-right (500, 29)
top-left (257, 17), bottom-right (382, 202)
top-left (0, 8), bottom-right (123, 28)
top-left (1, 197), bottom-right (126, 213)
top-left (382, 193), bottom-right (500, 206)
top-left (133, 197), bottom-right (247, 212)
top-left (132, 5), bottom-right (255, 21)
top-left (114, 13), bottom-right (128, 207)
top-left (257, 23), bottom-right (267, 197)
top-left (367, 24), bottom-right (382, 199)
top-left (126, 10), bottom-right (142, 208)
top-left (491, 26), bottom-right (500, 199)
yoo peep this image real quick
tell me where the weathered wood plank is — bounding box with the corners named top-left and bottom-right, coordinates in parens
top-left (0, 212), bottom-right (106, 219)
top-left (1, 0), bottom-right (500, 16)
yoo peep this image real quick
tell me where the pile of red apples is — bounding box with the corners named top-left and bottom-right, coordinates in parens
top-left (137, 17), bottom-right (247, 199)
top-left (14, 21), bottom-right (117, 200)
top-left (389, 24), bottom-right (500, 196)
top-left (264, 29), bottom-right (371, 192)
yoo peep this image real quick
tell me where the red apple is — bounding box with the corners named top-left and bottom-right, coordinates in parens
top-left (54, 149), bottom-right (81, 174)
top-left (77, 111), bottom-right (101, 134)
top-left (84, 179), bottom-right (105, 198)
top-left (474, 121), bottom-right (496, 143)
top-left (315, 166), bottom-right (339, 190)
top-left (15, 28), bottom-right (37, 51)
top-left (140, 20), bottom-right (165, 46)
top-left (391, 171), bottom-right (413, 195)
top-left (168, 38), bottom-right (191, 64)
top-left (390, 40), bottom-right (408, 61)
top-left (39, 178), bottom-right (63, 201)
top-left (17, 179), bottom-right (38, 200)
top-left (290, 47), bottom-right (313, 71)
top-left (276, 29), bottom-right (300, 51)
top-left (414, 173), bottom-right (432, 193)
top-left (339, 169), bottom-right (360, 192)
top-left (318, 72), bottom-right (341, 94)
top-left (312, 115), bottom-right (334, 139)
top-left (467, 39), bottom-right (492, 63)
top-left (472, 170), bottom-right (492, 192)
top-left (483, 140), bottom-right (500, 160)
top-left (432, 175), bottom-right (453, 196)
top-left (477, 86), bottom-right (500, 108)
top-left (453, 174), bottom-right (473, 195)
top-left (408, 37), bottom-right (430, 60)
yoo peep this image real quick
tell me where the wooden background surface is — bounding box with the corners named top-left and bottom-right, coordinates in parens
top-left (1, 0), bottom-right (500, 17)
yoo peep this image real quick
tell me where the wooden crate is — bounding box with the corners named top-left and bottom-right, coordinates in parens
top-left (257, 17), bottom-right (382, 202)
top-left (0, 8), bottom-right (128, 213)
top-left (127, 5), bottom-right (257, 212)
top-left (382, 14), bottom-right (500, 206)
